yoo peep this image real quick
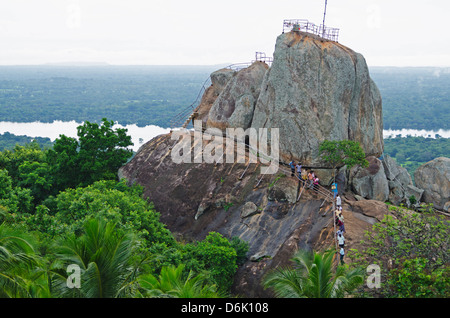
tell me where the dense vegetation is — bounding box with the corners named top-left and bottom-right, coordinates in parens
top-left (0, 66), bottom-right (448, 131)
top-left (350, 204), bottom-right (449, 298)
top-left (370, 67), bottom-right (450, 131)
top-left (0, 119), bottom-right (247, 297)
top-left (383, 136), bottom-right (450, 183)
top-left (0, 132), bottom-right (53, 151)
top-left (263, 249), bottom-right (365, 298)
top-left (319, 139), bottom-right (369, 178)
top-left (0, 65), bottom-right (218, 128)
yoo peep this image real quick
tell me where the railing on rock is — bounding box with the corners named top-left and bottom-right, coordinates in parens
top-left (253, 52), bottom-right (273, 66)
top-left (225, 62), bottom-right (253, 72)
top-left (170, 52), bottom-right (273, 130)
top-left (283, 19), bottom-right (340, 42)
top-left (169, 76), bottom-right (212, 129)
top-left (227, 52), bottom-right (273, 71)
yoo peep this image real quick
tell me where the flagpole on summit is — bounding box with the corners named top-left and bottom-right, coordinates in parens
top-left (322, 0), bottom-right (328, 38)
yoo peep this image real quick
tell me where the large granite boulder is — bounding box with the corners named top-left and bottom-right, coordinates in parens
top-left (210, 68), bottom-right (235, 96)
top-left (414, 157), bottom-right (450, 210)
top-left (350, 156), bottom-right (389, 202)
top-left (194, 68), bottom-right (236, 126)
top-left (250, 31), bottom-right (383, 165)
top-left (207, 61), bottom-right (268, 130)
top-left (382, 154), bottom-right (423, 205)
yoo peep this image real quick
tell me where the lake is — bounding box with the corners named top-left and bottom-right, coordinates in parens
top-left (0, 121), bottom-right (449, 152)
top-left (0, 121), bottom-right (171, 152)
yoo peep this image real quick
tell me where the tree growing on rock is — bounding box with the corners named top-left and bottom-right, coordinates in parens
top-left (319, 140), bottom-right (369, 181)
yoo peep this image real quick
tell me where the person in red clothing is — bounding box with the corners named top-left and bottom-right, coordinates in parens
top-left (313, 176), bottom-right (319, 191)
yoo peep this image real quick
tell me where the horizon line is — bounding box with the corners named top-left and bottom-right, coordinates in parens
top-left (0, 63), bottom-right (449, 68)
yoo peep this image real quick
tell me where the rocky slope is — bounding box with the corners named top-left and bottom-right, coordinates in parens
top-left (118, 31), bottom-right (448, 297)
top-left (118, 132), bottom-right (390, 297)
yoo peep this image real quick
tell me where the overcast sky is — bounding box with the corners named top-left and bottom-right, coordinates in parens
top-left (0, 0), bottom-right (449, 67)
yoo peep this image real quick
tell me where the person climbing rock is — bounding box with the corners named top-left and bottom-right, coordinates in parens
top-left (301, 168), bottom-right (307, 181)
top-left (336, 194), bottom-right (341, 209)
top-left (339, 247), bottom-right (345, 265)
top-left (337, 210), bottom-right (346, 233)
top-left (337, 231), bottom-right (345, 248)
top-left (308, 171), bottom-right (314, 189)
top-left (313, 176), bottom-right (319, 191)
top-left (331, 181), bottom-right (338, 199)
top-left (296, 163), bottom-right (302, 179)
top-left (289, 161), bottom-right (295, 177)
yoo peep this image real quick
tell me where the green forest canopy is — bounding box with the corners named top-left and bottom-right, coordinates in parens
top-left (0, 65), bottom-right (448, 130)
top-left (0, 120), bottom-right (248, 297)
top-left (370, 67), bottom-right (450, 131)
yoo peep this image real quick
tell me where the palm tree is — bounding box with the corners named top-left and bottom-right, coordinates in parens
top-left (51, 217), bottom-right (141, 298)
top-left (138, 264), bottom-right (222, 298)
top-left (263, 249), bottom-right (364, 298)
top-left (0, 222), bottom-right (49, 297)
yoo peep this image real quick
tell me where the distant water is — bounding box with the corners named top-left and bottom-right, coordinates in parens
top-left (0, 121), bottom-right (448, 152)
top-left (0, 121), bottom-right (171, 152)
top-left (383, 128), bottom-right (450, 138)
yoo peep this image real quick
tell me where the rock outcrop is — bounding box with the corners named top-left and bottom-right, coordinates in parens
top-left (250, 32), bottom-right (383, 165)
top-left (348, 154), bottom-right (424, 206)
top-left (414, 157), bottom-right (450, 210)
top-left (349, 156), bottom-right (389, 202)
top-left (207, 62), bottom-right (268, 130)
top-left (194, 68), bottom-right (236, 126)
top-left (117, 31), bottom-right (415, 296)
top-left (382, 154), bottom-right (424, 206)
top-left (194, 31), bottom-right (383, 166)
top-left (119, 132), bottom-right (391, 297)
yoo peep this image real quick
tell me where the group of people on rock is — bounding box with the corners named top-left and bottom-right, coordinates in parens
top-left (330, 181), bottom-right (348, 265)
top-left (288, 161), bottom-right (320, 191)
top-left (334, 193), bottom-right (346, 264)
top-left (289, 161), bottom-right (348, 265)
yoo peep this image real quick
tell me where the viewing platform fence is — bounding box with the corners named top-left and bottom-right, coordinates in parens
top-left (283, 19), bottom-right (339, 42)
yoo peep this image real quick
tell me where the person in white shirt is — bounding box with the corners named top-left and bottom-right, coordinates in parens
top-left (339, 247), bottom-right (345, 265)
top-left (336, 195), bottom-right (341, 208)
top-left (337, 231), bottom-right (345, 248)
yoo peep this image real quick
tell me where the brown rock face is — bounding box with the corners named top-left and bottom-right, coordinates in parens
top-left (119, 132), bottom-right (390, 297)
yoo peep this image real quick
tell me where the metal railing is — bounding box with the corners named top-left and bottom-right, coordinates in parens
top-left (253, 52), bottom-right (273, 66)
top-left (283, 19), bottom-right (340, 42)
top-left (227, 52), bottom-right (273, 71)
top-left (170, 52), bottom-right (273, 130)
top-left (225, 62), bottom-right (253, 72)
top-left (169, 76), bottom-right (212, 129)
top-left (189, 122), bottom-right (334, 204)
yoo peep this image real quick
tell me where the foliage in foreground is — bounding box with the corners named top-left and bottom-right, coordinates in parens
top-left (263, 249), bottom-right (364, 298)
top-left (350, 204), bottom-right (450, 298)
top-left (0, 119), bottom-right (248, 297)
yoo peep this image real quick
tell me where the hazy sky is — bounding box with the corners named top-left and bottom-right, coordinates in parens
top-left (0, 0), bottom-right (449, 66)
